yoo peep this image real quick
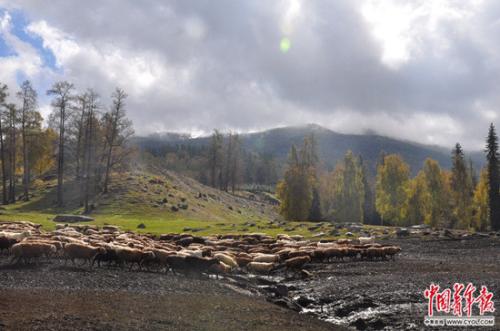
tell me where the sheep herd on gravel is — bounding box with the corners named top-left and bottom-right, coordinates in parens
top-left (0, 221), bottom-right (401, 278)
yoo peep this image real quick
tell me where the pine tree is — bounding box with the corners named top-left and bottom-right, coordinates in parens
top-left (485, 124), bottom-right (500, 230)
top-left (451, 143), bottom-right (473, 228)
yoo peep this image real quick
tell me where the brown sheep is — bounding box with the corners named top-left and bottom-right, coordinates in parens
top-left (114, 246), bottom-right (153, 270)
top-left (363, 247), bottom-right (385, 260)
top-left (64, 243), bottom-right (105, 266)
top-left (284, 255), bottom-right (311, 274)
top-left (165, 255), bottom-right (217, 276)
top-left (11, 242), bottom-right (56, 264)
top-left (92, 245), bottom-right (121, 267)
top-left (275, 249), bottom-right (293, 260)
top-left (324, 247), bottom-right (347, 261)
top-left (141, 248), bottom-right (175, 271)
top-left (0, 236), bottom-right (18, 254)
top-left (235, 256), bottom-right (252, 267)
top-left (311, 248), bottom-right (327, 262)
top-left (383, 246), bottom-right (401, 260)
top-left (209, 261), bottom-right (231, 279)
top-left (345, 247), bottom-right (361, 260)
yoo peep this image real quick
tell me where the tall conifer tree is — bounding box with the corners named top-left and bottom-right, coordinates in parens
top-left (486, 124), bottom-right (500, 230)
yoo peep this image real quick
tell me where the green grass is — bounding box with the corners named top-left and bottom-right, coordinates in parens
top-left (0, 208), bottom-right (396, 239)
top-left (0, 172), bottom-right (397, 239)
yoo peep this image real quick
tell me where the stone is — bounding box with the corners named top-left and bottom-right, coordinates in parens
top-left (269, 298), bottom-right (301, 312)
top-left (295, 296), bottom-right (315, 307)
top-left (396, 228), bottom-right (409, 237)
top-left (411, 224), bottom-right (430, 229)
top-left (53, 215), bottom-right (94, 223)
top-left (329, 229), bottom-right (340, 236)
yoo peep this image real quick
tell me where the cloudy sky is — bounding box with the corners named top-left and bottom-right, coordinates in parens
top-left (0, 0), bottom-right (499, 149)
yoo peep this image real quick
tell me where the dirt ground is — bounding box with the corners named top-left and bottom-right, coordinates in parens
top-left (0, 236), bottom-right (498, 330)
top-left (0, 261), bottom-right (335, 331)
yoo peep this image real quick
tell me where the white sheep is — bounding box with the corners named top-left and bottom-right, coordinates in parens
top-left (252, 253), bottom-right (279, 263)
top-left (247, 261), bottom-right (275, 274)
top-left (359, 237), bottom-right (375, 245)
top-left (214, 253), bottom-right (238, 269)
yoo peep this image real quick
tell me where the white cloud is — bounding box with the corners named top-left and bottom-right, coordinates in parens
top-left (0, 1), bottom-right (499, 148)
top-left (0, 11), bottom-right (54, 107)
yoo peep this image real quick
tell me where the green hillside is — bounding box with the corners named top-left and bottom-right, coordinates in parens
top-left (0, 170), bottom-right (293, 236)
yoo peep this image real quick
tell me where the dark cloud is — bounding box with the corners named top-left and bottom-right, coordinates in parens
top-left (0, 0), bottom-right (499, 149)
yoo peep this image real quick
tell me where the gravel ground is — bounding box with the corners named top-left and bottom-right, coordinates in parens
top-left (0, 236), bottom-right (498, 330)
top-left (259, 236), bottom-right (500, 330)
top-left (0, 259), bottom-right (336, 331)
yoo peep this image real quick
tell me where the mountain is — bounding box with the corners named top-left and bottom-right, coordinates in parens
top-left (133, 124), bottom-right (485, 176)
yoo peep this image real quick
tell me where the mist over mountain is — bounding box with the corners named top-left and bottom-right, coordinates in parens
top-left (133, 124), bottom-right (485, 176)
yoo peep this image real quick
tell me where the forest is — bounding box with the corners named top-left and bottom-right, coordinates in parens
top-left (0, 80), bottom-right (134, 213)
top-left (277, 130), bottom-right (500, 231)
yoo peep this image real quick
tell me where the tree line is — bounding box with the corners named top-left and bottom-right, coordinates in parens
top-left (277, 126), bottom-right (500, 231)
top-left (0, 80), bottom-right (134, 212)
top-left (142, 130), bottom-right (279, 191)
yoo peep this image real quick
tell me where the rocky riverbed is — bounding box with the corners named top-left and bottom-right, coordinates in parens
top-left (237, 236), bottom-right (500, 330)
top-left (0, 235), bottom-right (499, 330)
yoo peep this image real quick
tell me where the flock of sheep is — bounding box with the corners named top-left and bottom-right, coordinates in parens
top-left (0, 221), bottom-right (401, 277)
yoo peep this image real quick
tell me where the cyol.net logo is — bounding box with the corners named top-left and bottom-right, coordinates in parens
top-left (423, 283), bottom-right (496, 327)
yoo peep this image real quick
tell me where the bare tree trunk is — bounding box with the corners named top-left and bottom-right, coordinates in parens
top-left (102, 116), bottom-right (116, 194)
top-left (83, 105), bottom-right (94, 214)
top-left (21, 103), bottom-right (29, 201)
top-left (75, 106), bottom-right (85, 181)
top-left (9, 107), bottom-right (16, 203)
top-left (210, 154), bottom-right (216, 187)
top-left (95, 138), bottom-right (108, 192)
top-left (57, 106), bottom-right (65, 207)
top-left (79, 126), bottom-right (87, 208)
top-left (47, 81), bottom-right (73, 208)
top-left (0, 119), bottom-right (7, 205)
top-left (103, 144), bottom-right (113, 194)
top-left (224, 135), bottom-right (232, 192)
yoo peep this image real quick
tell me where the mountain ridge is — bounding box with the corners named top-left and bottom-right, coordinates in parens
top-left (133, 124), bottom-right (485, 175)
